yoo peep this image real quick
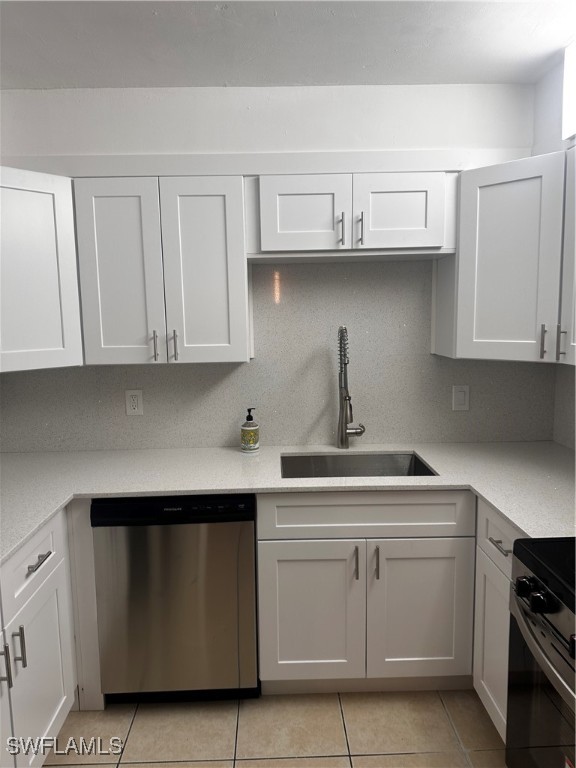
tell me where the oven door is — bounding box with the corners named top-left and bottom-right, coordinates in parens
top-left (506, 596), bottom-right (575, 768)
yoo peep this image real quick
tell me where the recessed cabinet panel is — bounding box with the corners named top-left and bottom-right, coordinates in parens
top-left (473, 547), bottom-right (510, 741)
top-left (559, 147), bottom-right (576, 365)
top-left (258, 539), bottom-right (366, 680)
top-left (160, 176), bottom-right (249, 363)
top-left (354, 173), bottom-right (446, 249)
top-left (476, 177), bottom-right (541, 341)
top-left (367, 538), bottom-right (474, 678)
top-left (456, 152), bottom-right (565, 361)
top-left (0, 168), bottom-right (82, 372)
top-left (177, 194), bottom-right (231, 346)
top-left (75, 177), bottom-right (167, 364)
top-left (260, 174), bottom-right (351, 251)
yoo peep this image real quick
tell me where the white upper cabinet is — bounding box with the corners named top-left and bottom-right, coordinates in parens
top-left (260, 174), bottom-right (352, 251)
top-left (353, 173), bottom-right (445, 249)
top-left (259, 172), bottom-right (447, 252)
top-left (558, 147), bottom-right (576, 365)
top-left (0, 167), bottom-right (83, 372)
top-left (160, 176), bottom-right (249, 363)
top-left (75, 177), bottom-right (167, 364)
top-left (433, 151), bottom-right (566, 362)
top-left (75, 176), bottom-right (250, 365)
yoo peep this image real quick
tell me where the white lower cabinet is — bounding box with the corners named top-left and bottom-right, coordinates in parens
top-left (366, 538), bottom-right (474, 678)
top-left (257, 491), bottom-right (476, 684)
top-left (473, 547), bottom-right (510, 742)
top-left (0, 513), bottom-right (76, 768)
top-left (258, 539), bottom-right (366, 680)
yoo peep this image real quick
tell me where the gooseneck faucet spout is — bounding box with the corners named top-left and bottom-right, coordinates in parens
top-left (337, 326), bottom-right (366, 449)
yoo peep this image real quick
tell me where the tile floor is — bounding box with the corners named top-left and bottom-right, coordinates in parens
top-left (46, 690), bottom-right (505, 768)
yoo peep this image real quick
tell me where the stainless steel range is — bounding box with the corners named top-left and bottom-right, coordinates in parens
top-left (506, 537), bottom-right (575, 768)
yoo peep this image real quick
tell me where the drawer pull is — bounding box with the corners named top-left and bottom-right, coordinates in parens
top-left (354, 546), bottom-right (359, 580)
top-left (26, 551), bottom-right (52, 577)
top-left (12, 625), bottom-right (27, 668)
top-left (488, 537), bottom-right (512, 557)
top-left (0, 644), bottom-right (13, 689)
top-left (375, 545), bottom-right (381, 580)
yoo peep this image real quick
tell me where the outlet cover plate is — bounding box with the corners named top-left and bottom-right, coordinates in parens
top-left (452, 385), bottom-right (469, 411)
top-left (125, 389), bottom-right (144, 416)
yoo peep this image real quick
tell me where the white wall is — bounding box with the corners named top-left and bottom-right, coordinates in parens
top-left (1, 84), bottom-right (534, 157)
top-left (532, 63), bottom-right (570, 155)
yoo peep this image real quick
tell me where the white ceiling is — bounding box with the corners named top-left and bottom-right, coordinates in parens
top-left (1, 1), bottom-right (575, 90)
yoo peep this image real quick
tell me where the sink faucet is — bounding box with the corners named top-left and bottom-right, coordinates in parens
top-left (337, 326), bottom-right (366, 449)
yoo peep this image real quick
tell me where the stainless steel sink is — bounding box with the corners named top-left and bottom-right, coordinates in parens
top-left (280, 452), bottom-right (437, 479)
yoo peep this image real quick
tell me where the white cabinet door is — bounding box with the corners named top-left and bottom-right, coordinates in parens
top-left (473, 547), bottom-right (510, 742)
top-left (456, 152), bottom-right (565, 361)
top-left (366, 538), bottom-right (474, 678)
top-left (160, 176), bottom-right (250, 363)
top-left (75, 177), bottom-right (167, 364)
top-left (353, 173), bottom-right (446, 249)
top-left (559, 147), bottom-right (576, 365)
top-left (259, 174), bottom-right (352, 251)
top-left (1, 627), bottom-right (15, 768)
top-left (0, 167), bottom-right (82, 372)
top-left (6, 560), bottom-right (75, 768)
top-left (258, 539), bottom-right (366, 680)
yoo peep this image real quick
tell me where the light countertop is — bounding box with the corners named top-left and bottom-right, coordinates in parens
top-left (1, 441), bottom-right (574, 563)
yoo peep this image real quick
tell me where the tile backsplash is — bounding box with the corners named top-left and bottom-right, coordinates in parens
top-left (0, 262), bottom-right (559, 452)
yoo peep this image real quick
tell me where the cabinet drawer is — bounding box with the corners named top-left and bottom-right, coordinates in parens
top-left (257, 491), bottom-right (476, 540)
top-left (477, 499), bottom-right (523, 579)
top-left (0, 511), bottom-right (66, 624)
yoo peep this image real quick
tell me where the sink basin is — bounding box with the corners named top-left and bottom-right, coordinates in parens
top-left (280, 452), bottom-right (437, 479)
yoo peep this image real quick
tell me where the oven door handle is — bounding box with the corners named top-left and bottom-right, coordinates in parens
top-left (510, 595), bottom-right (576, 714)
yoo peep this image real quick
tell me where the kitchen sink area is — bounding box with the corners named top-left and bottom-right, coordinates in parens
top-left (280, 451), bottom-right (437, 478)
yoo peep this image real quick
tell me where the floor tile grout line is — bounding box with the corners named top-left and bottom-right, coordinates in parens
top-left (337, 692), bottom-right (354, 768)
top-left (116, 702), bottom-right (139, 767)
top-left (233, 698), bottom-right (240, 768)
top-left (437, 690), bottom-right (472, 765)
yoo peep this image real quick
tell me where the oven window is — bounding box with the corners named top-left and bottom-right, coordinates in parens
top-left (506, 615), bottom-right (575, 768)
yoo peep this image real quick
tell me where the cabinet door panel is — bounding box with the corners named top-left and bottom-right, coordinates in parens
top-left (260, 175), bottom-right (352, 251)
top-left (473, 547), bottom-right (510, 741)
top-left (367, 538), bottom-right (474, 678)
top-left (457, 152), bottom-right (565, 361)
top-left (1, 627), bottom-right (15, 768)
top-left (353, 173), bottom-right (445, 249)
top-left (559, 147), bottom-right (575, 365)
top-left (75, 177), bottom-right (167, 364)
top-left (0, 167), bottom-right (82, 372)
top-left (258, 540), bottom-right (366, 680)
top-left (6, 559), bottom-right (75, 768)
top-left (160, 176), bottom-right (249, 362)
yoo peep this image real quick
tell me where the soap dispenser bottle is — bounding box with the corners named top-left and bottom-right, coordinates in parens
top-left (241, 408), bottom-right (260, 453)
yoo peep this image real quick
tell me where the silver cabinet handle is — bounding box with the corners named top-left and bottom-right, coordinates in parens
top-left (353, 546), bottom-right (359, 580)
top-left (539, 323), bottom-right (547, 359)
top-left (338, 212), bottom-right (346, 246)
top-left (26, 551), bottom-right (52, 577)
top-left (488, 537), bottom-right (512, 557)
top-left (152, 330), bottom-right (159, 362)
top-left (173, 329), bottom-right (179, 361)
top-left (556, 324), bottom-right (567, 361)
top-left (359, 211), bottom-right (365, 245)
top-left (12, 625), bottom-right (27, 668)
top-left (0, 644), bottom-right (13, 689)
top-left (375, 545), bottom-right (380, 580)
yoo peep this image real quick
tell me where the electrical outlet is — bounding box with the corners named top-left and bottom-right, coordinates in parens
top-left (125, 390), bottom-right (144, 416)
top-left (452, 385), bottom-right (470, 411)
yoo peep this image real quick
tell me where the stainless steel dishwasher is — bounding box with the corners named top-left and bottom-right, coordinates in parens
top-left (90, 494), bottom-right (258, 698)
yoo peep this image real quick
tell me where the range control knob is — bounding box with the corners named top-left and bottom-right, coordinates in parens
top-left (529, 590), bottom-right (556, 614)
top-left (515, 576), bottom-right (537, 598)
